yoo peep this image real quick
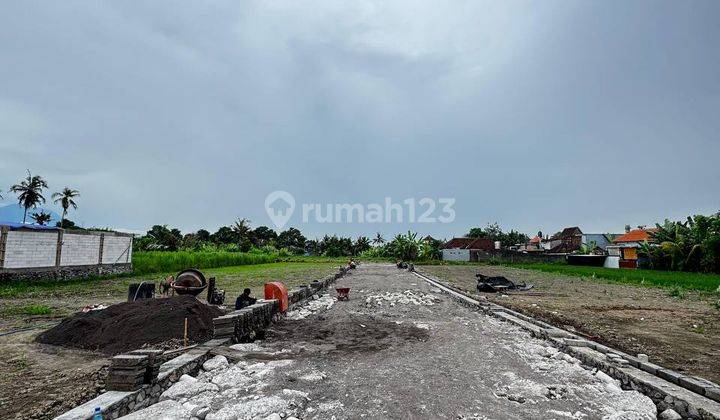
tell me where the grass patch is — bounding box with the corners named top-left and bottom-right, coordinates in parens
top-left (491, 262), bottom-right (720, 293)
top-left (132, 251), bottom-right (280, 275)
top-left (0, 255), bottom-right (348, 299)
top-left (0, 261), bottom-right (340, 301)
top-left (4, 304), bottom-right (52, 316)
top-left (421, 260), bottom-right (720, 292)
top-left (669, 287), bottom-right (686, 299)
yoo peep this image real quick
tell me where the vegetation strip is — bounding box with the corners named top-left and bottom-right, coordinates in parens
top-left (132, 251), bottom-right (279, 275)
top-left (486, 261), bottom-right (720, 292)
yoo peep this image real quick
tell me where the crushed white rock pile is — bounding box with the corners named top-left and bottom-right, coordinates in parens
top-left (286, 294), bottom-right (336, 320)
top-left (119, 350), bottom-right (306, 420)
top-left (363, 290), bottom-right (441, 307)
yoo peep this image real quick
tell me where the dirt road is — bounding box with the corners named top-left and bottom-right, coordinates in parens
top-left (127, 264), bottom-right (656, 419)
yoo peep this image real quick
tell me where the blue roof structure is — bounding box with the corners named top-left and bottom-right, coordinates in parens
top-left (0, 221), bottom-right (61, 231)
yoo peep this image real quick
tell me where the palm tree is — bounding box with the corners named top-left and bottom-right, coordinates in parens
top-left (373, 232), bottom-right (385, 245)
top-left (9, 170), bottom-right (48, 224)
top-left (30, 211), bottom-right (52, 226)
top-left (52, 187), bottom-right (80, 228)
top-left (233, 218), bottom-right (251, 237)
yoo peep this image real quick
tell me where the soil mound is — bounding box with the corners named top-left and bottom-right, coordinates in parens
top-left (36, 296), bottom-right (224, 355)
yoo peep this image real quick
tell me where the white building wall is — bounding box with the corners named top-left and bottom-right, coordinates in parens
top-left (101, 235), bottom-right (132, 264)
top-left (604, 256), bottom-right (620, 268)
top-left (60, 234), bottom-right (101, 266)
top-left (3, 231), bottom-right (58, 268)
top-left (442, 249), bottom-right (470, 261)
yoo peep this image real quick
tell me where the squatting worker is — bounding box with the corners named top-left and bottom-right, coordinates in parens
top-left (235, 288), bottom-right (257, 310)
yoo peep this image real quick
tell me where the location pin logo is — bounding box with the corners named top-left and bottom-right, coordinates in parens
top-left (265, 191), bottom-right (295, 230)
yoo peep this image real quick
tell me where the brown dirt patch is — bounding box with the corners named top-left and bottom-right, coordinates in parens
top-left (421, 265), bottom-right (720, 384)
top-left (0, 331), bottom-right (108, 420)
top-left (36, 295), bottom-right (223, 355)
top-left (266, 313), bottom-right (429, 354)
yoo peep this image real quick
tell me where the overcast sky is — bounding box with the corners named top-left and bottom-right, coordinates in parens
top-left (1, 1), bottom-right (719, 239)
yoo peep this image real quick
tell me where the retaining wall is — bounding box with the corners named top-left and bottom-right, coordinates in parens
top-left (0, 227), bottom-right (133, 282)
top-left (55, 265), bottom-right (350, 420)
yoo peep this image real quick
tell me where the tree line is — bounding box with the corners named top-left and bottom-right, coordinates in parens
top-left (639, 212), bottom-right (720, 274)
top-left (134, 218), bottom-right (370, 256)
top-left (466, 222), bottom-right (530, 245)
top-left (2, 170), bottom-right (80, 228)
top-left (133, 220), bottom-right (449, 261)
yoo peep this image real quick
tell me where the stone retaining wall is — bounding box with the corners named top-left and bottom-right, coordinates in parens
top-left (54, 265), bottom-right (350, 420)
top-left (0, 263), bottom-right (132, 282)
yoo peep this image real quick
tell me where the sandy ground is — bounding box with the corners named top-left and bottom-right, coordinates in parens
top-left (127, 264), bottom-right (657, 419)
top-left (421, 264), bottom-right (720, 385)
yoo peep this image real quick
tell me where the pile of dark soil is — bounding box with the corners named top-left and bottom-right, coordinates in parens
top-left (36, 296), bottom-right (224, 355)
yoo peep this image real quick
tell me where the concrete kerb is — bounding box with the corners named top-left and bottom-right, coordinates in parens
top-left (55, 265), bottom-right (352, 420)
top-left (413, 268), bottom-right (720, 419)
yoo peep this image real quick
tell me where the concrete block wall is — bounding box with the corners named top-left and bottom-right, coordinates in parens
top-left (102, 235), bottom-right (132, 264)
top-left (61, 233), bottom-right (101, 266)
top-left (0, 228), bottom-right (133, 281)
top-left (3, 231), bottom-right (58, 268)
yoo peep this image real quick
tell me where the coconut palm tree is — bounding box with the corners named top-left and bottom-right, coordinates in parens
top-left (30, 211), bottom-right (52, 226)
top-left (232, 218), bottom-right (251, 239)
top-left (52, 187), bottom-right (80, 228)
top-left (373, 232), bottom-right (385, 245)
top-left (9, 170), bottom-right (48, 224)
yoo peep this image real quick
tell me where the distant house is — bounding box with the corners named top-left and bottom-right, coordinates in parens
top-left (547, 227), bottom-right (583, 253)
top-left (440, 237), bottom-right (495, 261)
top-left (525, 235), bottom-right (542, 251)
top-left (606, 228), bottom-right (658, 269)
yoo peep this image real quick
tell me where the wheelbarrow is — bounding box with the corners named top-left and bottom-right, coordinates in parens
top-left (336, 287), bottom-right (350, 301)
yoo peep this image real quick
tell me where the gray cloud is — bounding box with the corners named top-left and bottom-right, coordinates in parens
top-left (1, 0), bottom-right (718, 238)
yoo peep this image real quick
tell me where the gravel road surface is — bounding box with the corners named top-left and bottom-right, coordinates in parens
top-left (123, 264), bottom-right (656, 420)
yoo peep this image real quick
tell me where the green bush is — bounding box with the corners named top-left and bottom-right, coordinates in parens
top-left (132, 251), bottom-right (279, 275)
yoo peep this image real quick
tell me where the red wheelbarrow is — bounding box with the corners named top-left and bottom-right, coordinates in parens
top-left (336, 287), bottom-right (350, 301)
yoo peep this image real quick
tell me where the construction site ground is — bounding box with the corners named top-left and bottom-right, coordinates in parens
top-left (422, 264), bottom-right (720, 385)
top-left (0, 262), bottom-right (338, 420)
top-left (125, 264), bottom-right (657, 419)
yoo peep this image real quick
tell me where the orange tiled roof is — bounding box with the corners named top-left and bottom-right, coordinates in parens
top-left (530, 236), bottom-right (541, 244)
top-left (613, 228), bottom-right (658, 243)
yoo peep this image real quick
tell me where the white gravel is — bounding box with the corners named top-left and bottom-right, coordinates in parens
top-left (121, 354), bottom-right (307, 420)
top-left (286, 295), bottom-right (336, 320)
top-left (363, 290), bottom-right (441, 307)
